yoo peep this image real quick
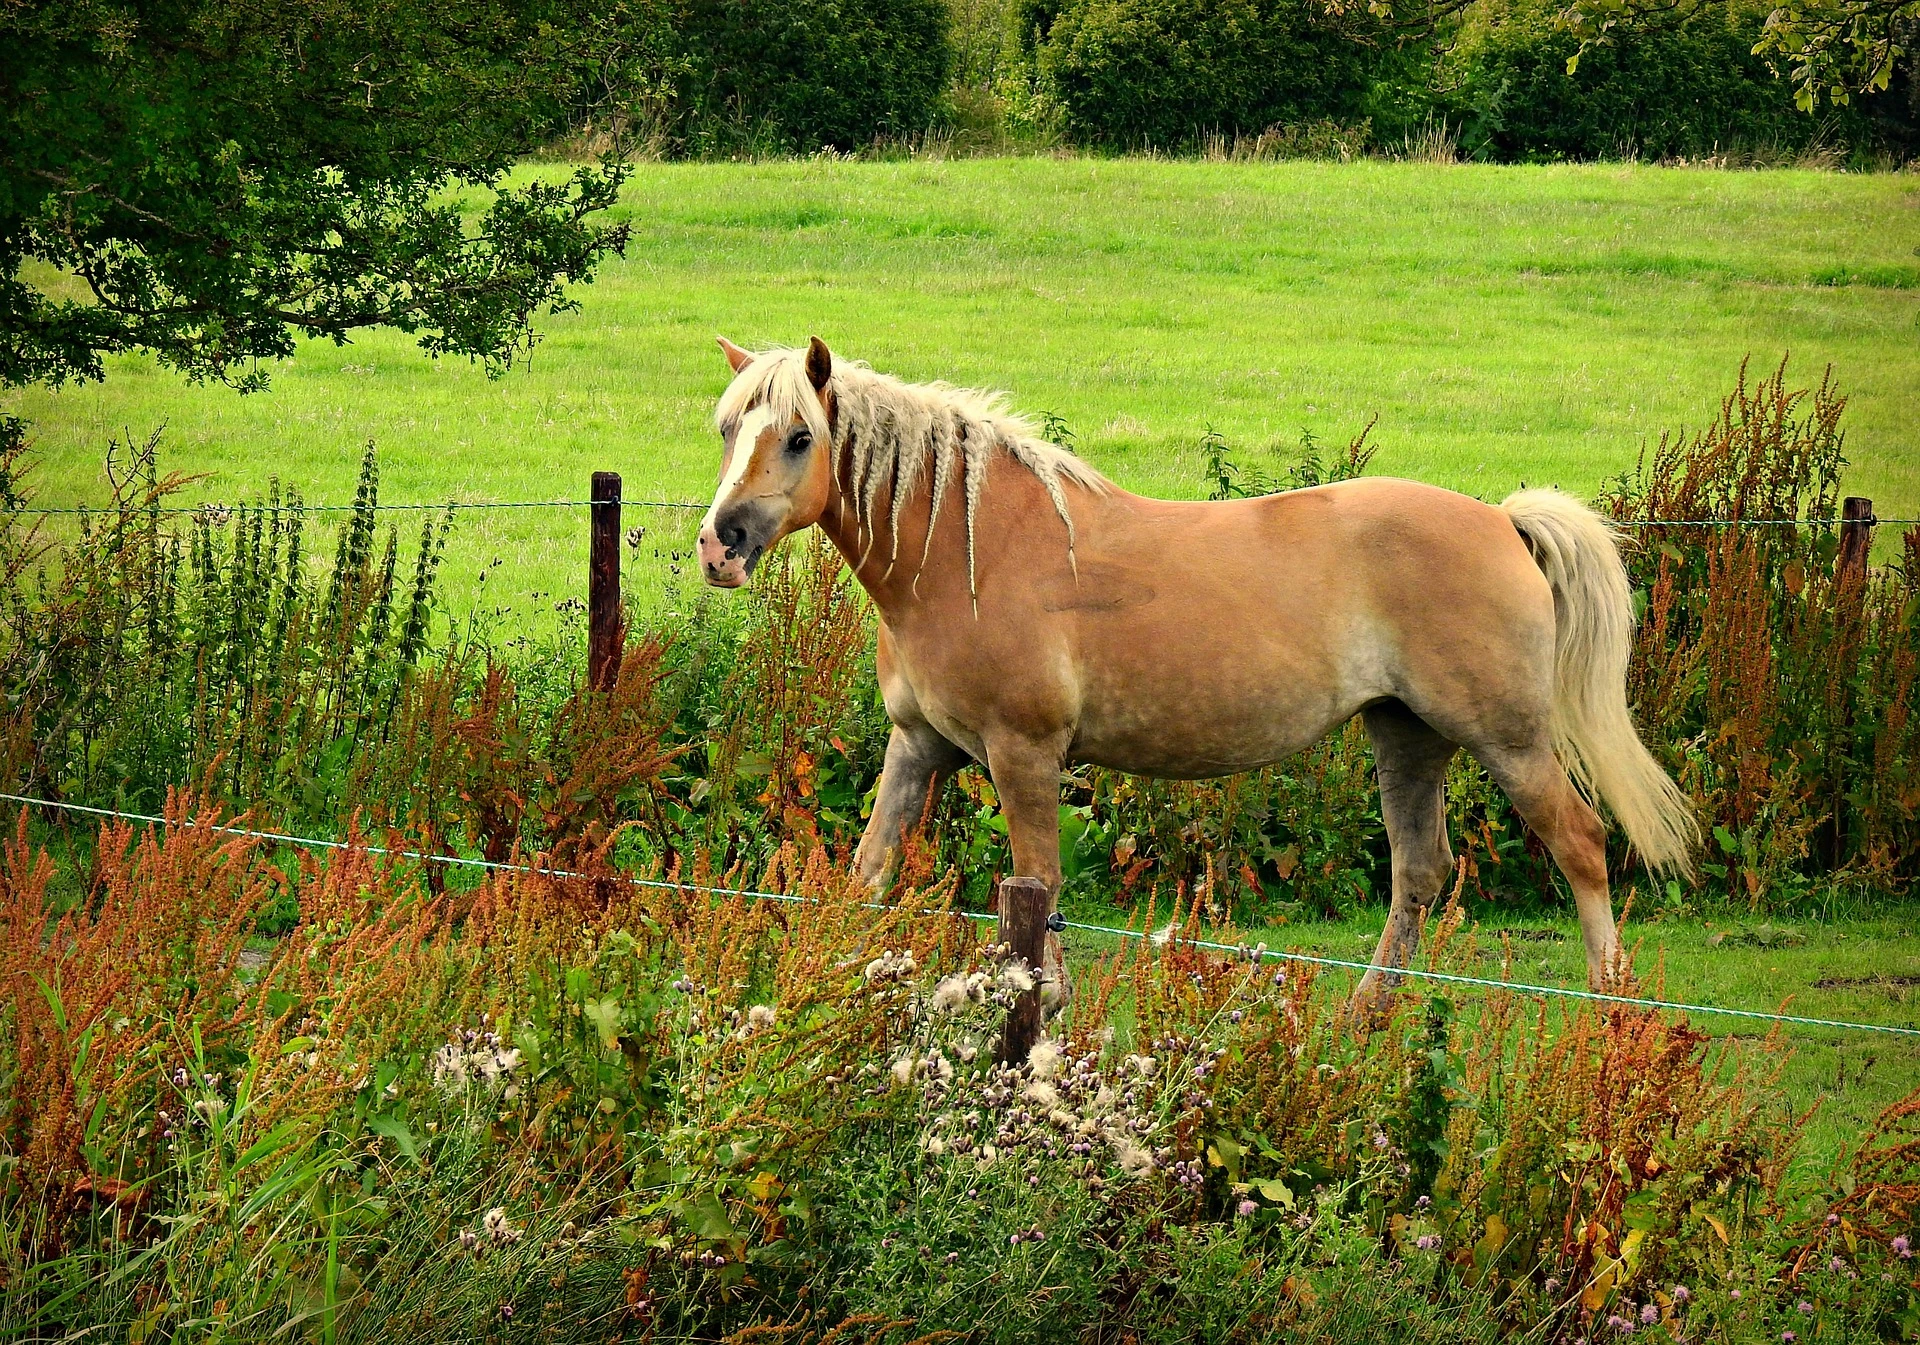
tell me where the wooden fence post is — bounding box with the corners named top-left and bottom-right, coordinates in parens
top-left (1838, 496), bottom-right (1874, 590)
top-left (1823, 495), bottom-right (1876, 869)
top-left (589, 471), bottom-right (623, 692)
top-left (996, 877), bottom-right (1051, 1067)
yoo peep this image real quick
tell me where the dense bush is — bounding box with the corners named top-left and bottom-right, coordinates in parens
top-left (1034, 0), bottom-right (1386, 147)
top-left (677, 0), bottom-right (953, 150)
top-left (1437, 0), bottom-right (1869, 161)
top-left (958, 0), bottom-right (1918, 159)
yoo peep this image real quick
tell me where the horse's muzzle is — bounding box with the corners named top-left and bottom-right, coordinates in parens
top-left (697, 508), bottom-right (772, 588)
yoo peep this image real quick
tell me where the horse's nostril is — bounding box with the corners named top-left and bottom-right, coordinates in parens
top-left (718, 522), bottom-right (747, 552)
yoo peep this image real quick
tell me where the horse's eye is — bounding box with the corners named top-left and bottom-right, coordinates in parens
top-left (786, 429), bottom-right (813, 456)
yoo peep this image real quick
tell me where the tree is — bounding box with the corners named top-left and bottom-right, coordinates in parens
top-left (0, 1), bottom-right (663, 390)
top-left (1560, 0), bottom-right (1917, 108)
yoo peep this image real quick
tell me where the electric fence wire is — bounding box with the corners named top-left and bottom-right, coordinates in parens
top-left (3, 499), bottom-right (1915, 527)
top-left (3, 498), bottom-right (707, 516)
top-left (7, 791), bottom-right (1919, 1041)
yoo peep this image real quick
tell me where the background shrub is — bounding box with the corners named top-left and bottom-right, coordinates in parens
top-left (1035, 0), bottom-right (1385, 148)
top-left (678, 0), bottom-right (953, 150)
top-left (1437, 0), bottom-right (1868, 161)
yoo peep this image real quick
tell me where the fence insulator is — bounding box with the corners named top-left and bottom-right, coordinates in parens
top-left (589, 472), bottom-right (624, 692)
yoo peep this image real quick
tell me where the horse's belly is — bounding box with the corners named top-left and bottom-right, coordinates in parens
top-left (1066, 683), bottom-right (1355, 779)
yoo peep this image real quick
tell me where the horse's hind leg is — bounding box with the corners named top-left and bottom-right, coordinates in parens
top-left (1352, 702), bottom-right (1458, 1016)
top-left (1473, 742), bottom-right (1621, 985)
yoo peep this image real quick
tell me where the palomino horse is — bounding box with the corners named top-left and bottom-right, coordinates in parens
top-left (695, 337), bottom-right (1696, 1004)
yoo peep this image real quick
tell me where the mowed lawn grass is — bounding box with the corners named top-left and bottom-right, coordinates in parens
top-left (6, 158), bottom-right (1918, 617)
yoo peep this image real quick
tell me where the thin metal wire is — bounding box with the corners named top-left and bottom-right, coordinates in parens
top-left (4, 499), bottom-right (707, 517)
top-left (0, 792), bottom-right (991, 923)
top-left (3, 499), bottom-right (1913, 526)
top-left (1058, 921), bottom-right (1920, 1039)
top-left (8, 791), bottom-right (1919, 1040)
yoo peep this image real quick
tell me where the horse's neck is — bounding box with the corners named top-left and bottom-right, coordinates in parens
top-left (816, 464), bottom-right (942, 620)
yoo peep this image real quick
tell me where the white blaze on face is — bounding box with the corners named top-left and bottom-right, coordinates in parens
top-left (703, 404), bottom-right (774, 537)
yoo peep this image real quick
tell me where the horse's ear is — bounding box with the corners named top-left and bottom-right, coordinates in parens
top-left (717, 336), bottom-right (753, 373)
top-left (805, 336), bottom-right (832, 393)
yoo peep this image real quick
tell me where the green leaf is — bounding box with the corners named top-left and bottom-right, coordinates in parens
top-left (1621, 1189), bottom-right (1663, 1231)
top-left (236, 1121), bottom-right (306, 1172)
top-left (686, 1191), bottom-right (735, 1241)
top-left (366, 1116), bottom-right (419, 1164)
top-left (1206, 1134), bottom-right (1246, 1182)
top-left (1255, 1177), bottom-right (1295, 1208)
top-left (584, 997), bottom-right (623, 1051)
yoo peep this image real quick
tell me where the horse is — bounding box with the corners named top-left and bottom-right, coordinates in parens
top-left (694, 336), bottom-right (1697, 1006)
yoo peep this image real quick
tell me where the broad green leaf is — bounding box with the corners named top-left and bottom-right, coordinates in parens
top-left (366, 1116), bottom-right (419, 1164)
top-left (584, 997), bottom-right (623, 1050)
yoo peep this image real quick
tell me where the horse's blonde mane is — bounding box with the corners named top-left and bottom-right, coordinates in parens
top-left (714, 346), bottom-right (1107, 598)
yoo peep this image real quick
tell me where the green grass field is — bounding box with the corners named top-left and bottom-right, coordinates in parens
top-left (6, 159), bottom-right (1918, 617)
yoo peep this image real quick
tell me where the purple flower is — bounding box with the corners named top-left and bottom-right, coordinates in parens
top-left (1672, 1285), bottom-right (1691, 1305)
top-left (1797, 1302), bottom-right (1813, 1315)
top-left (1416, 1194), bottom-right (1432, 1210)
top-left (1416, 1234), bottom-right (1441, 1252)
top-left (1830, 1256), bottom-right (1846, 1272)
top-left (1731, 1289), bottom-right (1742, 1300)
top-left (1544, 1277), bottom-right (1562, 1295)
top-left (1826, 1213), bottom-right (1841, 1227)
top-left (1236, 1199), bottom-right (1258, 1218)
top-left (1895, 1235), bottom-right (1913, 1259)
top-left (1606, 1314), bottom-right (1633, 1335)
top-left (1372, 1131), bottom-right (1390, 1150)
top-left (1641, 1303), bottom-right (1659, 1324)
top-left (499, 1304), bottom-right (514, 1320)
top-left (1781, 1333), bottom-right (1796, 1344)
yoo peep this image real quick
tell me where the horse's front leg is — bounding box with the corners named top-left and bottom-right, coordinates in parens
top-left (985, 733), bottom-right (1073, 1014)
top-left (854, 722), bottom-right (969, 892)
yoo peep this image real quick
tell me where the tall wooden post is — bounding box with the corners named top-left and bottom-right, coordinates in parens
top-left (589, 472), bottom-right (623, 692)
top-left (1824, 496), bottom-right (1874, 869)
top-left (996, 877), bottom-right (1051, 1067)
top-left (1838, 496), bottom-right (1874, 590)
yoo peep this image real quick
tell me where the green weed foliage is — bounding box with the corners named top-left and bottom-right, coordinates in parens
top-left (5, 801), bottom-right (1920, 1342)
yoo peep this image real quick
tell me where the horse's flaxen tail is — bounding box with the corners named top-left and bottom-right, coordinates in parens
top-left (1501, 488), bottom-right (1699, 878)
